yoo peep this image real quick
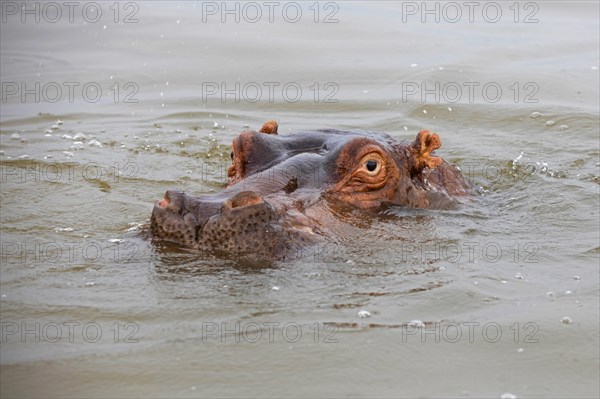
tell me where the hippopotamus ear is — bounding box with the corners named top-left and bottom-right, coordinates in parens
top-left (259, 120), bottom-right (278, 135)
top-left (410, 130), bottom-right (444, 171)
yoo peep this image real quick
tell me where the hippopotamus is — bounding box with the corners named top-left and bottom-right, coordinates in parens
top-left (150, 120), bottom-right (472, 260)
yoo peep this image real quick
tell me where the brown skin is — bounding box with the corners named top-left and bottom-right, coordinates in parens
top-left (151, 120), bottom-right (472, 259)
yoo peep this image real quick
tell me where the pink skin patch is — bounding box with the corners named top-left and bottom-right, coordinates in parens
top-left (158, 197), bottom-right (169, 207)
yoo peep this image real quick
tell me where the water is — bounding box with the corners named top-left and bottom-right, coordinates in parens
top-left (1, 1), bottom-right (599, 397)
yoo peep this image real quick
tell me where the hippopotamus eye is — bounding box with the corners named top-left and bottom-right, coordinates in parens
top-left (363, 159), bottom-right (381, 174)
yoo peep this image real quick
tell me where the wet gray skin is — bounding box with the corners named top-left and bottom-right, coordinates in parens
top-left (150, 126), bottom-right (472, 260)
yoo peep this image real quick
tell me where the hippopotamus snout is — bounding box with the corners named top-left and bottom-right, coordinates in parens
top-left (151, 189), bottom-right (295, 256)
top-left (151, 190), bottom-right (200, 246)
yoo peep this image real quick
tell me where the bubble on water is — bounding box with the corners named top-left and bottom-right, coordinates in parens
top-left (51, 124), bottom-right (60, 130)
top-left (73, 132), bottom-right (87, 141)
top-left (109, 239), bottom-right (124, 243)
top-left (18, 154), bottom-right (29, 159)
top-left (410, 63), bottom-right (418, 67)
top-left (546, 291), bottom-right (556, 300)
top-left (85, 282), bottom-right (96, 287)
top-left (403, 126), bottom-right (408, 131)
top-left (448, 107), bottom-right (452, 111)
top-left (362, 90), bottom-right (368, 94)
top-left (56, 119), bottom-right (63, 125)
top-left (573, 275), bottom-right (580, 280)
top-left (44, 133), bottom-right (52, 137)
top-left (500, 393), bottom-right (517, 399)
top-left (408, 320), bottom-right (424, 327)
top-left (88, 140), bottom-right (102, 148)
top-left (558, 125), bottom-right (569, 131)
top-left (529, 111), bottom-right (541, 119)
top-left (10, 133), bottom-right (21, 140)
top-left (62, 134), bottom-right (73, 139)
top-left (20, 138), bottom-right (28, 143)
top-left (45, 129), bottom-right (53, 134)
top-left (545, 120), bottom-right (555, 126)
top-left (357, 310), bottom-right (371, 318)
top-left (271, 286), bottom-right (280, 291)
top-left (515, 273), bottom-right (524, 280)
top-left (560, 316), bottom-right (572, 324)
top-left (565, 290), bottom-right (572, 295)
top-left (423, 109), bottom-right (427, 114)
top-left (62, 151), bottom-right (74, 158)
top-left (54, 227), bottom-right (74, 232)
top-left (213, 122), bottom-right (219, 128)
top-left (517, 348), bottom-right (524, 353)
top-left (501, 280), bottom-right (507, 284)
top-left (438, 266), bottom-right (446, 271)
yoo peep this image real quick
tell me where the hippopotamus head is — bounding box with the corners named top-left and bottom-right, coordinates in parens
top-left (150, 120), bottom-right (472, 260)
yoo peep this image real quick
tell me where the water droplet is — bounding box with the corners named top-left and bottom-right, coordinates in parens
top-left (529, 111), bottom-right (541, 118)
top-left (51, 124), bottom-right (60, 130)
top-left (358, 310), bottom-right (371, 318)
top-left (56, 119), bottom-right (63, 125)
top-left (271, 286), bottom-right (280, 291)
top-left (108, 239), bottom-right (124, 244)
top-left (408, 319), bottom-right (424, 327)
top-left (565, 290), bottom-right (572, 295)
top-left (560, 316), bottom-right (572, 324)
top-left (447, 107), bottom-right (452, 111)
top-left (423, 109), bottom-right (427, 114)
top-left (88, 140), bottom-right (102, 147)
top-left (54, 227), bottom-right (74, 232)
top-left (73, 132), bottom-right (87, 140)
top-left (85, 282), bottom-right (96, 287)
top-left (501, 393), bottom-right (517, 399)
top-left (545, 120), bottom-right (555, 126)
top-left (10, 133), bottom-right (21, 140)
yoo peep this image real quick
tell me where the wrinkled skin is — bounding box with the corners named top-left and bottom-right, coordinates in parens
top-left (151, 120), bottom-right (472, 260)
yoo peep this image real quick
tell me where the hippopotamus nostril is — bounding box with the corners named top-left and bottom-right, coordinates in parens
top-left (157, 190), bottom-right (185, 213)
top-left (223, 191), bottom-right (264, 210)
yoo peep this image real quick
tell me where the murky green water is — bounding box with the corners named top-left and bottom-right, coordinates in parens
top-left (1, 1), bottom-right (599, 398)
